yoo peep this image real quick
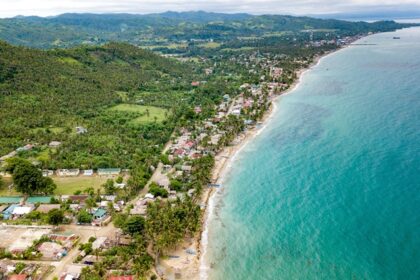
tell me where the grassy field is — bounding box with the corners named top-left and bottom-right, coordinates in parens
top-left (0, 176), bottom-right (108, 196)
top-left (53, 176), bottom-right (108, 195)
top-left (109, 104), bottom-right (168, 124)
top-left (198, 42), bottom-right (221, 48)
top-left (221, 47), bottom-right (255, 52)
top-left (58, 57), bottom-right (83, 66)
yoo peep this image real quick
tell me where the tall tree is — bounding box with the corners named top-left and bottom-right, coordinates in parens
top-left (6, 158), bottom-right (56, 195)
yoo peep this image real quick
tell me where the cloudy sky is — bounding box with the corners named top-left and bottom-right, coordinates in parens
top-left (0, 0), bottom-right (420, 18)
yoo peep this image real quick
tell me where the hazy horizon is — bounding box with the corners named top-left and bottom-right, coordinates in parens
top-left (1, 0), bottom-right (420, 19)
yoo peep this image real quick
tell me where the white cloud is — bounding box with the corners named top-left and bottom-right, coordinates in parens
top-left (0, 0), bottom-right (419, 17)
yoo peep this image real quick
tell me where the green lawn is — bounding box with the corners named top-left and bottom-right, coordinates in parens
top-left (109, 104), bottom-right (168, 124)
top-left (53, 176), bottom-right (108, 195)
top-left (198, 42), bottom-right (221, 48)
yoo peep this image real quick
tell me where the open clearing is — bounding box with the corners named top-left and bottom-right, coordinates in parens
top-left (198, 42), bottom-right (221, 48)
top-left (109, 104), bottom-right (168, 124)
top-left (53, 176), bottom-right (108, 195)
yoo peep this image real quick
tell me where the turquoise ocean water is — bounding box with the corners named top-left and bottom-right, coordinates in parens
top-left (204, 27), bottom-right (420, 280)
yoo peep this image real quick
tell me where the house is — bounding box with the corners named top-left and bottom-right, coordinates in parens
top-left (82, 169), bottom-right (94, 176)
top-left (223, 94), bottom-right (231, 101)
top-left (7, 274), bottom-right (28, 280)
top-left (60, 264), bottom-right (85, 280)
top-left (42, 170), bottom-right (54, 177)
top-left (0, 259), bottom-right (15, 274)
top-left (92, 208), bottom-right (110, 226)
top-left (56, 169), bottom-right (80, 177)
top-left (49, 141), bottom-right (62, 148)
top-left (194, 106), bottom-right (202, 114)
top-left (38, 242), bottom-right (67, 260)
top-left (181, 165), bottom-right (192, 172)
top-left (191, 81), bottom-right (200, 87)
top-left (108, 276), bottom-right (134, 280)
top-left (145, 193), bottom-right (154, 199)
top-left (2, 204), bottom-right (19, 220)
top-left (114, 183), bottom-right (126, 189)
top-left (156, 175), bottom-right (170, 188)
top-left (63, 195), bottom-right (89, 204)
top-left (93, 208), bottom-right (107, 220)
top-left (232, 109), bottom-right (241, 116)
top-left (173, 149), bottom-right (186, 157)
top-left (184, 140), bottom-right (195, 150)
top-left (92, 236), bottom-right (109, 250)
top-left (75, 126), bottom-right (87, 134)
top-left (12, 205), bottom-right (33, 217)
top-left (69, 204), bottom-right (81, 211)
top-left (100, 201), bottom-right (110, 208)
top-left (49, 232), bottom-right (78, 248)
top-left (204, 68), bottom-right (213, 75)
top-left (244, 119), bottom-right (254, 125)
top-left (101, 195), bottom-right (116, 202)
top-left (98, 168), bottom-right (121, 176)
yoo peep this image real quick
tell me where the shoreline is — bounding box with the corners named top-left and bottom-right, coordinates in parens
top-left (158, 43), bottom-right (353, 280)
top-left (197, 45), bottom-right (352, 280)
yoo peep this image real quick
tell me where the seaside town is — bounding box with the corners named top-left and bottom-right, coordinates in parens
top-left (0, 45), bottom-right (310, 278)
top-left (0, 10), bottom-right (409, 279)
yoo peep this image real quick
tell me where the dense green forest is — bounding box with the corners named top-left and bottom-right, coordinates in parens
top-left (0, 41), bottom-right (195, 169)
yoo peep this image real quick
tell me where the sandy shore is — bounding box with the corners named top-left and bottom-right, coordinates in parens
top-left (159, 46), bottom-right (351, 280)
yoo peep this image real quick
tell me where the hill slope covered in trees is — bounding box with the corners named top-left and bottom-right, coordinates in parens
top-left (0, 41), bottom-right (192, 169)
top-left (0, 12), bottom-right (414, 48)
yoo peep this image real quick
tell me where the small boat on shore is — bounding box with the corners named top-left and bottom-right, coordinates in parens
top-left (393, 36), bottom-right (401, 39)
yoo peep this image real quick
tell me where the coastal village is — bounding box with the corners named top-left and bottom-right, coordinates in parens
top-left (0, 33), bottom-right (364, 280)
top-left (0, 63), bottom-right (288, 280)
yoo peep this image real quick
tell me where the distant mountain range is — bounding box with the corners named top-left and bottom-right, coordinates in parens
top-left (0, 11), bottom-right (417, 49)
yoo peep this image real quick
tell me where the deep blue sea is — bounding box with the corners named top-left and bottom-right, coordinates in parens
top-left (203, 27), bottom-right (420, 280)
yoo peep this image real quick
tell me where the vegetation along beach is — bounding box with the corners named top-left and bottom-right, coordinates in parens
top-left (0, 5), bottom-right (419, 280)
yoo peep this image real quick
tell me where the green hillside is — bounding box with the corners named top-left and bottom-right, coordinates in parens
top-left (0, 41), bottom-right (192, 169)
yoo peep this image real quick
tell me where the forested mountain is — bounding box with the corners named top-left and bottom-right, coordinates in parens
top-left (0, 41), bottom-right (193, 168)
top-left (0, 12), bottom-right (414, 48)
